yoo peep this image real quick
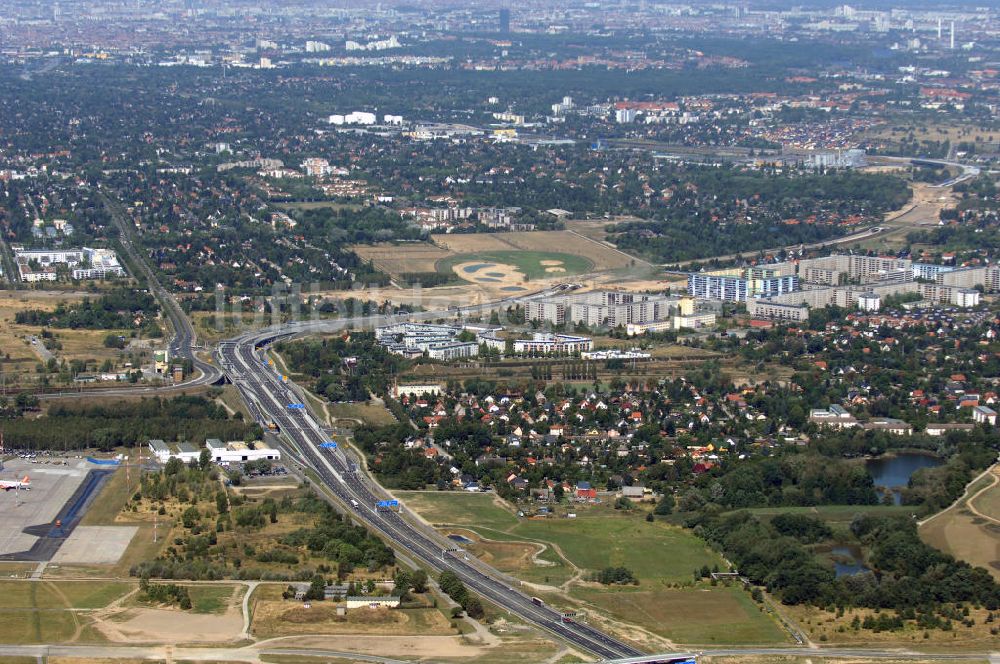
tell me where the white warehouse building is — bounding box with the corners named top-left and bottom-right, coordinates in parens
top-left (148, 439), bottom-right (202, 464)
top-left (206, 439), bottom-right (281, 464)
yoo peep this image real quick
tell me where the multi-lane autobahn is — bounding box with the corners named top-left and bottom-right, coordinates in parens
top-left (217, 316), bottom-right (645, 660)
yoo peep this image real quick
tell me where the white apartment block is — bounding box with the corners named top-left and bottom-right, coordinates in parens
top-left (940, 265), bottom-right (1000, 292)
top-left (797, 255), bottom-right (911, 285)
top-left (302, 158), bottom-right (332, 177)
top-left (376, 322), bottom-right (481, 360)
top-left (749, 299), bottom-right (810, 322)
top-left (14, 247), bottom-right (125, 282)
top-left (512, 333), bottom-right (593, 355)
top-left (426, 341), bottom-right (478, 360)
top-left (391, 383), bottom-right (444, 399)
top-left (524, 291), bottom-right (676, 328)
top-left (749, 256), bottom-right (997, 320)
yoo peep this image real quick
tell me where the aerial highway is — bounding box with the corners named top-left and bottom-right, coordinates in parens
top-left (217, 311), bottom-right (645, 660)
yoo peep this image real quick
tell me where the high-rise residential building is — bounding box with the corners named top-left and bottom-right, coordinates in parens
top-left (687, 272), bottom-right (799, 302)
top-left (523, 291), bottom-right (676, 327)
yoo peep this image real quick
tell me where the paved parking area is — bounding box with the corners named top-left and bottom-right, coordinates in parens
top-left (51, 525), bottom-right (138, 564)
top-left (0, 458), bottom-right (89, 557)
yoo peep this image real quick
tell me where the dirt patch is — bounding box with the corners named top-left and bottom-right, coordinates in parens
top-left (280, 604), bottom-right (393, 625)
top-left (352, 243), bottom-right (452, 276)
top-left (92, 606), bottom-right (244, 643)
top-left (921, 467), bottom-right (1000, 580)
top-left (446, 529), bottom-right (552, 573)
top-left (252, 600), bottom-right (455, 639)
top-left (259, 634), bottom-right (489, 659)
top-left (433, 230), bottom-right (637, 270)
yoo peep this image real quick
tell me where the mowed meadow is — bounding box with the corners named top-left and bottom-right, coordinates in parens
top-left (395, 490), bottom-right (789, 647)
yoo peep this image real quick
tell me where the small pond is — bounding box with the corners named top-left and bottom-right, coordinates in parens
top-left (462, 263), bottom-right (495, 273)
top-left (830, 545), bottom-right (870, 578)
top-left (866, 453), bottom-right (944, 505)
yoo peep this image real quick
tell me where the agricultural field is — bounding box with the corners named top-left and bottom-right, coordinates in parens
top-left (919, 465), bottom-right (1000, 581)
top-left (352, 242), bottom-right (454, 276)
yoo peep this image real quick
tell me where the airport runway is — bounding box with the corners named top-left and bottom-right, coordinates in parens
top-left (0, 458), bottom-right (116, 561)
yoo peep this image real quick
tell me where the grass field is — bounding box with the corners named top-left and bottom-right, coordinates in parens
top-left (213, 384), bottom-right (253, 420)
top-left (0, 580), bottom-right (135, 645)
top-left (437, 250), bottom-right (594, 282)
top-left (79, 466), bottom-right (131, 527)
top-left (38, 581), bottom-right (133, 609)
top-left (0, 562), bottom-right (38, 578)
top-left (354, 230), bottom-right (638, 285)
top-left (188, 585), bottom-right (242, 614)
top-left (432, 231), bottom-right (637, 269)
top-left (0, 580), bottom-right (131, 610)
top-left (394, 490), bottom-right (787, 645)
top-left (130, 583), bottom-right (241, 615)
top-left (0, 608), bottom-right (78, 645)
top-left (514, 507), bottom-right (723, 584)
top-left (970, 471), bottom-right (1000, 519)
top-left (450, 530), bottom-right (575, 587)
top-left (398, 492), bottom-right (725, 584)
top-left (352, 242), bottom-right (454, 276)
top-left (395, 491), bottom-right (519, 531)
top-left (920, 466), bottom-right (1000, 580)
top-left (865, 122), bottom-right (999, 146)
top-left (328, 401), bottom-right (397, 426)
top-left (573, 585), bottom-right (786, 645)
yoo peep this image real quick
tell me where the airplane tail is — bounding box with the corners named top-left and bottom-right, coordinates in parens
top-left (21, 476), bottom-right (29, 484)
